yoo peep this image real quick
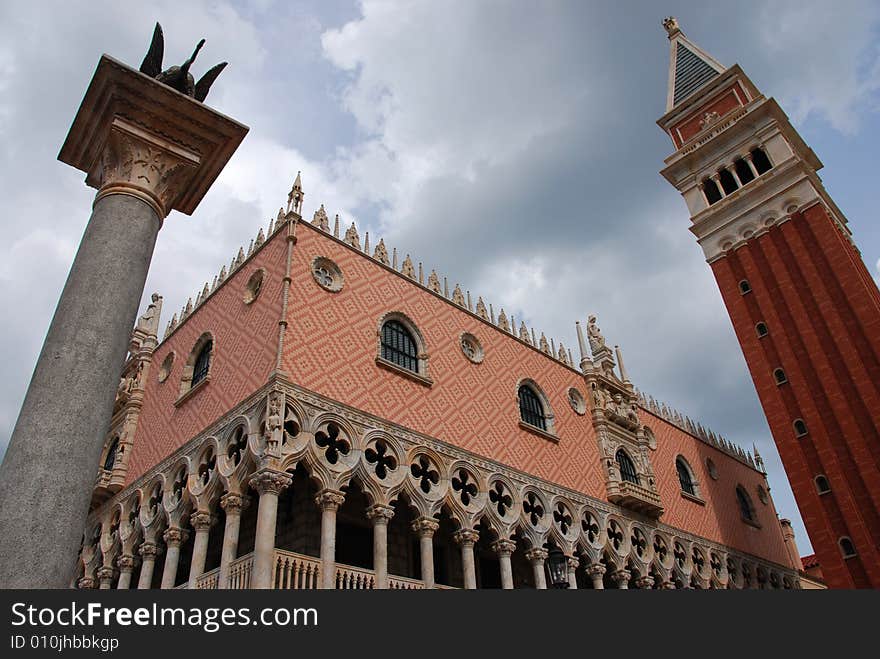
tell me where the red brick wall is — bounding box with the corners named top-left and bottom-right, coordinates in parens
top-left (673, 86), bottom-right (744, 146)
top-left (710, 202), bottom-right (880, 587)
top-left (125, 231), bottom-right (288, 484)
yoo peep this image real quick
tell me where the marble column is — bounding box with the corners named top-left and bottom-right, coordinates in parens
top-left (160, 527), bottom-right (188, 589)
top-left (587, 563), bottom-right (606, 590)
top-left (453, 529), bottom-right (479, 590)
top-left (187, 511), bottom-right (215, 589)
top-left (525, 548), bottom-right (548, 590)
top-left (316, 489), bottom-right (345, 590)
top-left (0, 55), bottom-right (247, 588)
top-left (97, 566), bottom-right (115, 590)
top-left (610, 568), bottom-right (631, 590)
top-left (743, 152), bottom-right (760, 178)
top-left (249, 470), bottom-right (291, 589)
top-left (411, 518), bottom-right (439, 589)
top-left (567, 557), bottom-right (580, 590)
top-left (137, 542), bottom-right (160, 590)
top-left (116, 555), bottom-right (135, 590)
top-left (366, 504), bottom-right (394, 589)
top-left (491, 539), bottom-right (516, 590)
top-left (217, 493), bottom-right (249, 589)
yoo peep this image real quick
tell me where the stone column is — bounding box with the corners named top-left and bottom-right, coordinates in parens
top-left (491, 539), bottom-right (516, 590)
top-left (116, 555), bottom-right (135, 590)
top-left (728, 164), bottom-right (744, 188)
top-left (525, 548), bottom-right (548, 590)
top-left (136, 542), bottom-right (160, 590)
top-left (453, 529), bottom-right (479, 590)
top-left (743, 152), bottom-right (760, 178)
top-left (160, 527), bottom-right (188, 589)
top-left (217, 493), bottom-right (249, 589)
top-left (0, 55), bottom-right (247, 588)
top-left (411, 518), bottom-right (439, 589)
top-left (97, 566), bottom-right (115, 590)
top-left (710, 173), bottom-right (725, 198)
top-left (316, 489), bottom-right (345, 590)
top-left (366, 504), bottom-right (394, 589)
top-left (567, 557), bottom-right (580, 590)
top-left (610, 568), bottom-right (631, 590)
top-left (249, 470), bottom-right (291, 589)
top-left (187, 511), bottom-right (215, 589)
top-left (587, 563), bottom-right (606, 590)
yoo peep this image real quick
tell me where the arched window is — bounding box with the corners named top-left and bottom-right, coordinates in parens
top-left (815, 475), bottom-right (831, 495)
top-left (793, 419), bottom-right (808, 437)
top-left (702, 178), bottom-right (722, 205)
top-left (676, 457), bottom-right (696, 496)
top-left (518, 385), bottom-right (547, 431)
top-left (839, 537), bottom-right (857, 558)
top-left (755, 322), bottom-right (768, 338)
top-left (774, 368), bottom-right (787, 385)
top-left (103, 437), bottom-right (119, 471)
top-left (616, 449), bottom-right (639, 485)
top-left (739, 279), bottom-right (751, 294)
top-left (734, 158), bottom-right (755, 185)
top-left (736, 485), bottom-right (756, 523)
top-left (751, 148), bottom-right (772, 175)
top-left (718, 168), bottom-right (739, 195)
top-left (381, 320), bottom-right (418, 373)
top-left (192, 339), bottom-right (212, 387)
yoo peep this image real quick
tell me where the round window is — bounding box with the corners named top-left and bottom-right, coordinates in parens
top-left (157, 352), bottom-right (174, 383)
top-left (311, 256), bottom-right (344, 292)
top-left (460, 333), bottom-right (484, 364)
top-left (243, 268), bottom-right (265, 305)
top-left (706, 458), bottom-right (719, 480)
top-left (567, 387), bottom-right (586, 415)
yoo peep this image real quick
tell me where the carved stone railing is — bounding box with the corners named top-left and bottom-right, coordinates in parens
top-left (194, 566), bottom-right (219, 589)
top-left (334, 563), bottom-right (375, 589)
top-left (273, 549), bottom-right (320, 589)
top-left (227, 553), bottom-right (253, 589)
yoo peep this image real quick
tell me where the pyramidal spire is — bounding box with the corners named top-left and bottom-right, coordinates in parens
top-left (663, 17), bottom-right (725, 112)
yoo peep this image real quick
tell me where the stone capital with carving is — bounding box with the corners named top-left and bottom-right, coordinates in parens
top-left (97, 566), bottom-right (116, 582)
top-left (635, 576), bottom-right (655, 589)
top-left (77, 576), bottom-right (96, 589)
top-left (315, 489), bottom-right (345, 511)
top-left (248, 469), bottom-right (292, 497)
top-left (138, 541), bottom-right (161, 559)
top-left (452, 529), bottom-right (479, 546)
top-left (365, 504), bottom-right (394, 524)
top-left (610, 569), bottom-right (632, 586)
top-left (524, 547), bottom-right (549, 564)
top-left (190, 511), bottom-right (215, 531)
top-left (567, 557), bottom-right (581, 571)
top-left (116, 554), bottom-right (136, 571)
top-left (490, 539), bottom-right (517, 557)
top-left (220, 492), bottom-right (250, 513)
top-left (586, 563), bottom-right (607, 579)
top-left (162, 526), bottom-right (188, 548)
top-left (410, 518), bottom-right (439, 538)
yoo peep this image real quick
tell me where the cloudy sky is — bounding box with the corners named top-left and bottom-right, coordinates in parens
top-left (2, 0), bottom-right (880, 555)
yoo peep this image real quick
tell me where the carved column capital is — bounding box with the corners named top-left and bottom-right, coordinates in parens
top-left (220, 492), bottom-right (250, 513)
top-left (635, 576), bottom-right (655, 589)
top-left (315, 489), bottom-right (345, 511)
top-left (94, 119), bottom-right (201, 220)
top-left (410, 517), bottom-right (439, 538)
top-left (162, 527), bottom-right (188, 548)
top-left (138, 541), bottom-right (160, 559)
top-left (190, 511), bottom-right (216, 531)
top-left (248, 469), bottom-right (292, 497)
top-left (365, 504), bottom-right (395, 524)
top-left (77, 576), bottom-right (96, 589)
top-left (97, 566), bottom-right (116, 581)
top-left (662, 580), bottom-right (678, 590)
top-left (524, 547), bottom-right (548, 564)
top-left (567, 557), bottom-right (581, 572)
top-left (490, 539), bottom-right (516, 557)
top-left (610, 569), bottom-right (631, 587)
top-left (586, 563), bottom-right (607, 579)
top-left (452, 529), bottom-right (479, 547)
top-left (116, 554), bottom-right (136, 571)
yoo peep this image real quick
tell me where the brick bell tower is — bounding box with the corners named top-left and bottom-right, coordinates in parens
top-left (657, 17), bottom-right (880, 588)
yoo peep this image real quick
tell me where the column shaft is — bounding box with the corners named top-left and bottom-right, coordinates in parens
top-left (367, 505), bottom-right (393, 589)
top-left (160, 528), bottom-right (186, 590)
top-left (218, 493), bottom-right (247, 589)
top-left (316, 489), bottom-right (344, 590)
top-left (454, 530), bottom-right (479, 590)
top-left (0, 194), bottom-right (161, 588)
top-left (412, 518), bottom-right (438, 589)
top-left (187, 512), bottom-right (214, 589)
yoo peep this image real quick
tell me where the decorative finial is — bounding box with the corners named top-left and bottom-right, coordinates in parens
top-left (287, 171), bottom-right (303, 214)
top-left (662, 16), bottom-right (681, 38)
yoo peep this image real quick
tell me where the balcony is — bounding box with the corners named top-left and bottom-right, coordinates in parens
top-left (606, 480), bottom-right (664, 518)
top-left (191, 549), bottom-right (447, 590)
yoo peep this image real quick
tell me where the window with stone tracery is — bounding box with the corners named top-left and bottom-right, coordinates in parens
top-left (616, 449), bottom-right (639, 485)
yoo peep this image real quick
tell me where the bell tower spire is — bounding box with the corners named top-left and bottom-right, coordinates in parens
top-left (662, 17), bottom-right (725, 113)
